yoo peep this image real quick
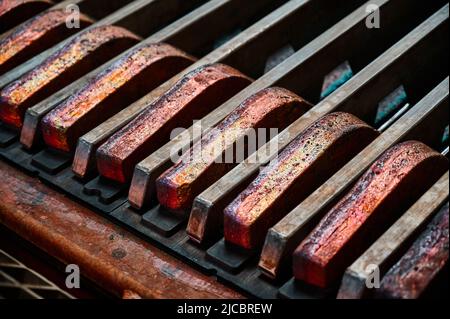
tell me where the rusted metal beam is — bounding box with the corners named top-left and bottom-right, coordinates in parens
top-left (221, 112), bottom-right (378, 250)
top-left (259, 77), bottom-right (449, 279)
top-left (96, 63), bottom-right (251, 183)
top-left (190, 5), bottom-right (449, 245)
top-left (40, 43), bottom-right (194, 152)
top-left (0, 25), bottom-right (139, 128)
top-left (337, 172), bottom-right (449, 299)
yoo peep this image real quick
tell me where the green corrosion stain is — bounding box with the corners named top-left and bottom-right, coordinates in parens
top-left (320, 62), bottom-right (353, 100)
top-left (442, 125), bottom-right (449, 145)
top-left (374, 86), bottom-right (408, 127)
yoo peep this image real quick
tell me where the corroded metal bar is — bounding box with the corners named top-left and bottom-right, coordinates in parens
top-left (292, 141), bottom-right (448, 288)
top-left (259, 77), bottom-right (449, 279)
top-left (0, 8), bottom-right (93, 75)
top-left (24, 0), bottom-right (261, 152)
top-left (0, 0), bottom-right (54, 34)
top-left (0, 0), bottom-right (201, 88)
top-left (376, 204), bottom-right (449, 299)
top-left (156, 87), bottom-right (311, 214)
top-left (188, 4), bottom-right (449, 244)
top-left (76, 0), bottom-right (365, 181)
top-left (40, 43), bottom-right (194, 152)
top-left (96, 63), bottom-right (251, 183)
top-left (222, 113), bottom-right (379, 250)
top-left (337, 172), bottom-right (449, 299)
top-left (129, 0), bottom-right (440, 210)
top-left (0, 25), bottom-right (139, 128)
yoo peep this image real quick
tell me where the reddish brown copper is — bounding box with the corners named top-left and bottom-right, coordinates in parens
top-left (377, 204), bottom-right (449, 299)
top-left (0, 8), bottom-right (93, 75)
top-left (0, 160), bottom-right (243, 299)
top-left (96, 63), bottom-right (252, 184)
top-left (0, 25), bottom-right (139, 129)
top-left (156, 87), bottom-right (312, 214)
top-left (0, 0), bottom-right (54, 33)
top-left (292, 141), bottom-right (448, 288)
top-left (224, 112), bottom-right (379, 250)
top-left (41, 43), bottom-right (195, 153)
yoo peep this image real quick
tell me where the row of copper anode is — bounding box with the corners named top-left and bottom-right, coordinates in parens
top-left (0, 0), bottom-right (448, 298)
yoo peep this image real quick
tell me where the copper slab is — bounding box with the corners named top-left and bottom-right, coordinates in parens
top-left (0, 0), bottom-right (53, 33)
top-left (96, 63), bottom-right (252, 184)
top-left (0, 8), bottom-right (93, 75)
top-left (41, 42), bottom-right (195, 153)
top-left (292, 141), bottom-right (448, 288)
top-left (377, 203), bottom-right (449, 299)
top-left (0, 25), bottom-right (139, 128)
top-left (156, 87), bottom-right (311, 213)
top-left (223, 112), bottom-right (379, 250)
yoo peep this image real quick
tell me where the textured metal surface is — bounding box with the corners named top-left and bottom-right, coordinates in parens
top-left (0, 8), bottom-right (93, 74)
top-left (0, 0), bottom-right (54, 33)
top-left (258, 9), bottom-right (449, 279)
top-left (0, 0), bottom-right (447, 299)
top-left (156, 87), bottom-right (310, 213)
top-left (128, 0), bottom-right (440, 211)
top-left (76, 0), bottom-right (363, 184)
top-left (97, 63), bottom-right (251, 183)
top-left (292, 141), bottom-right (448, 288)
top-left (0, 160), bottom-right (243, 299)
top-left (41, 43), bottom-right (194, 152)
top-left (222, 112), bottom-right (378, 250)
top-left (376, 204), bottom-right (448, 299)
top-left (0, 25), bottom-right (139, 128)
top-left (337, 172), bottom-right (449, 299)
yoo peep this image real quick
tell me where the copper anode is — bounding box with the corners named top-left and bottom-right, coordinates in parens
top-left (96, 63), bottom-right (252, 183)
top-left (0, 25), bottom-right (139, 128)
top-left (292, 141), bottom-right (449, 288)
top-left (224, 112), bottom-right (379, 250)
top-left (156, 87), bottom-right (312, 213)
top-left (0, 0), bottom-right (54, 33)
top-left (377, 204), bottom-right (449, 299)
top-left (41, 43), bottom-right (195, 152)
top-left (0, 8), bottom-right (93, 75)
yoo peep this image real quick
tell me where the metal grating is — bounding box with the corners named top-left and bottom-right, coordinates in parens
top-left (0, 0), bottom-right (448, 299)
top-left (0, 249), bottom-right (74, 299)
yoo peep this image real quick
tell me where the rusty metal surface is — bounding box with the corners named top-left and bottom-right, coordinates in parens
top-left (41, 43), bottom-right (194, 152)
top-left (156, 87), bottom-right (310, 213)
top-left (222, 112), bottom-right (379, 250)
top-left (0, 160), bottom-right (243, 299)
top-left (0, 25), bottom-right (139, 129)
top-left (377, 203), bottom-right (449, 299)
top-left (0, 0), bottom-right (54, 33)
top-left (259, 76), bottom-right (449, 280)
top-left (74, 0), bottom-right (347, 189)
top-left (292, 141), bottom-right (448, 288)
top-left (0, 8), bottom-right (93, 74)
top-left (126, 0), bottom-right (425, 213)
top-left (337, 172), bottom-right (449, 299)
top-left (97, 63), bottom-right (251, 184)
